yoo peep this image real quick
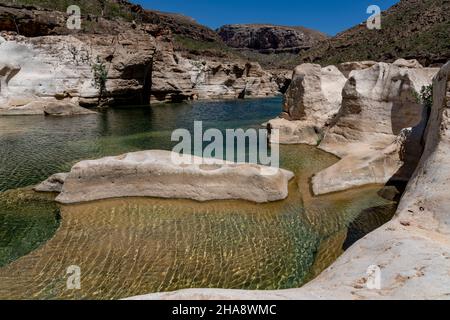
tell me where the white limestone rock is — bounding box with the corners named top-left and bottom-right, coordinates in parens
top-left (338, 60), bottom-right (377, 78)
top-left (268, 63), bottom-right (347, 145)
top-left (267, 118), bottom-right (320, 145)
top-left (312, 128), bottom-right (412, 195)
top-left (393, 58), bottom-right (423, 69)
top-left (150, 40), bottom-right (281, 103)
top-left (319, 62), bottom-right (438, 157)
top-left (311, 62), bottom-right (439, 195)
top-left (127, 62), bottom-right (450, 301)
top-left (55, 150), bottom-right (294, 204)
top-left (34, 173), bottom-right (69, 193)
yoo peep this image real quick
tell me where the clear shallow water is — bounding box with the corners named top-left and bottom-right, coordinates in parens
top-left (0, 98), bottom-right (397, 299)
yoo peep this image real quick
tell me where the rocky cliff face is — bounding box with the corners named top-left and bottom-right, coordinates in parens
top-left (0, 24), bottom-right (157, 114)
top-left (300, 0), bottom-right (450, 67)
top-left (314, 61), bottom-right (439, 195)
top-left (217, 24), bottom-right (327, 54)
top-left (268, 59), bottom-right (440, 194)
top-left (0, 2), bottom-right (284, 113)
top-left (151, 39), bottom-right (280, 103)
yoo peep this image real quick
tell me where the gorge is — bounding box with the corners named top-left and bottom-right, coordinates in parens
top-left (0, 0), bottom-right (449, 301)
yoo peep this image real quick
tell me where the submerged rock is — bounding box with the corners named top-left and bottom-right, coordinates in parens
top-left (43, 102), bottom-right (96, 116)
top-left (54, 150), bottom-right (294, 204)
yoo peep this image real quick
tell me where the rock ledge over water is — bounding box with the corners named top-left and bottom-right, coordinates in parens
top-left (53, 150), bottom-right (294, 204)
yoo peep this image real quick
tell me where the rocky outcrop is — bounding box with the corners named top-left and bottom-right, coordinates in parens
top-left (396, 61), bottom-right (450, 234)
top-left (128, 62), bottom-right (450, 300)
top-left (337, 61), bottom-right (377, 78)
top-left (217, 24), bottom-right (327, 54)
top-left (145, 10), bottom-right (221, 43)
top-left (52, 150), bottom-right (294, 204)
top-left (268, 64), bottom-right (347, 145)
top-left (319, 63), bottom-right (437, 157)
top-left (0, 24), bottom-right (157, 113)
top-left (312, 128), bottom-right (414, 195)
top-left (43, 102), bottom-right (96, 116)
top-left (393, 58), bottom-right (423, 69)
top-left (34, 173), bottom-right (68, 193)
top-left (151, 40), bottom-right (281, 103)
top-left (0, 3), bottom-right (284, 108)
top-left (312, 62), bottom-right (439, 195)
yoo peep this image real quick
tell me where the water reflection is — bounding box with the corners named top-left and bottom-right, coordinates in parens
top-left (0, 99), bottom-right (397, 299)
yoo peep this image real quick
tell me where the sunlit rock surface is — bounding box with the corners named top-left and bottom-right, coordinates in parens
top-left (151, 40), bottom-right (282, 103)
top-left (128, 62), bottom-right (450, 300)
top-left (337, 61), bottom-right (377, 78)
top-left (0, 26), bottom-right (156, 113)
top-left (55, 150), bottom-right (294, 204)
top-left (268, 64), bottom-right (347, 145)
top-left (313, 61), bottom-right (439, 195)
top-left (34, 173), bottom-right (68, 193)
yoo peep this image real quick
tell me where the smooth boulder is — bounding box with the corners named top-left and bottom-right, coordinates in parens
top-left (55, 150), bottom-right (294, 204)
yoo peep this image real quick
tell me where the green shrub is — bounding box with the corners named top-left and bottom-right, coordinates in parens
top-left (414, 84), bottom-right (433, 109)
top-left (92, 57), bottom-right (108, 100)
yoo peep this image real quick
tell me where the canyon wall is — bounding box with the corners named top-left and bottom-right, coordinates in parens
top-left (129, 61), bottom-right (450, 301)
top-left (0, 3), bottom-right (284, 115)
top-left (151, 39), bottom-right (280, 103)
top-left (217, 24), bottom-right (327, 54)
top-left (0, 28), bottom-right (156, 114)
top-left (313, 62), bottom-right (439, 195)
top-left (269, 59), bottom-right (439, 194)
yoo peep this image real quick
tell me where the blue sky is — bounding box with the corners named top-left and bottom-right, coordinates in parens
top-left (136, 0), bottom-right (399, 35)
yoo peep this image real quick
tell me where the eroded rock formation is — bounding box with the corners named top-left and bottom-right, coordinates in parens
top-left (50, 150), bottom-right (294, 204)
top-left (34, 173), bottom-right (68, 193)
top-left (268, 64), bottom-right (347, 145)
top-left (0, 27), bottom-right (156, 114)
top-left (313, 62), bottom-right (439, 195)
top-left (151, 40), bottom-right (281, 103)
top-left (0, 2), bottom-right (284, 114)
top-left (128, 61), bottom-right (450, 300)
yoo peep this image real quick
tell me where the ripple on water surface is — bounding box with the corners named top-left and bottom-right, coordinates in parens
top-left (0, 100), bottom-right (398, 299)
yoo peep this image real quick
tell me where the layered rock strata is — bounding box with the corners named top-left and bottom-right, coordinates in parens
top-left (0, 29), bottom-right (156, 114)
top-left (150, 39), bottom-right (281, 103)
